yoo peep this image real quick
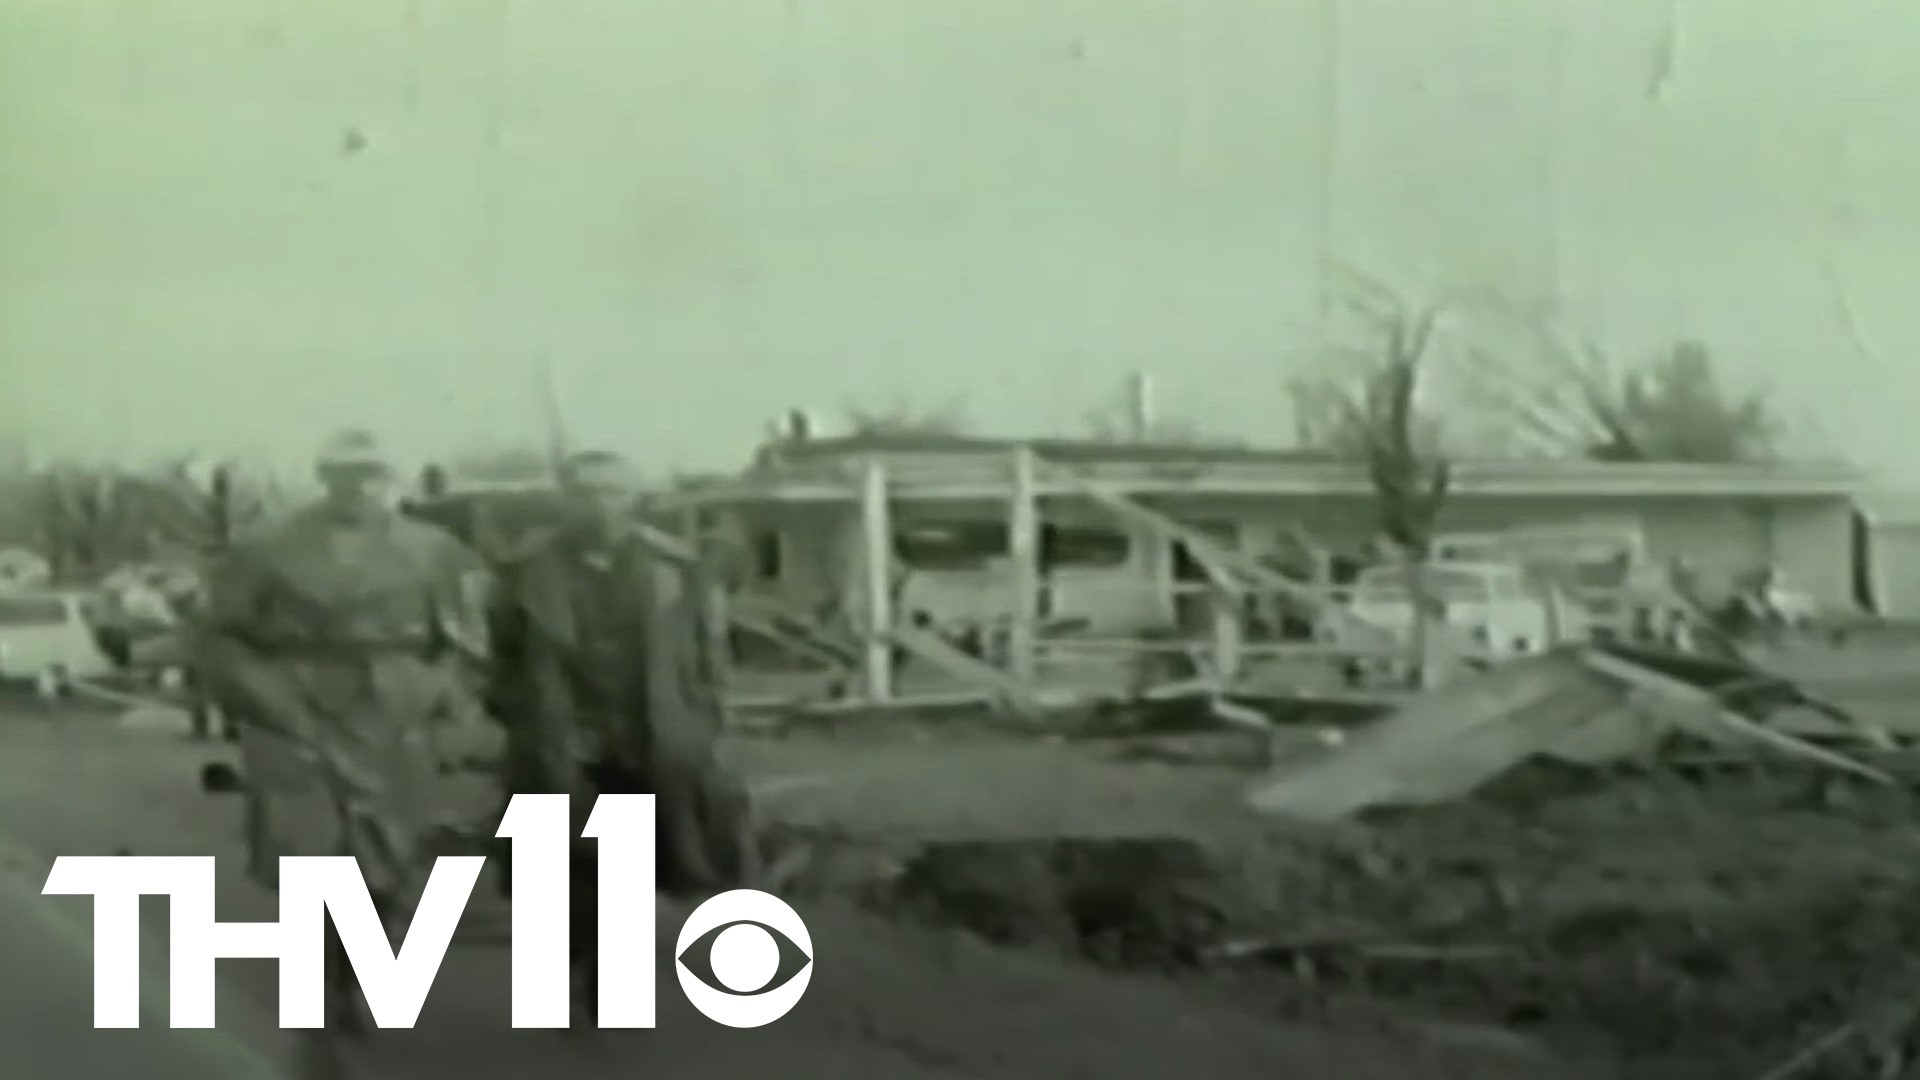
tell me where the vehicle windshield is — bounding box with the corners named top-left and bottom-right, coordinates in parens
top-left (1355, 567), bottom-right (1494, 603)
top-left (0, 595), bottom-right (71, 627)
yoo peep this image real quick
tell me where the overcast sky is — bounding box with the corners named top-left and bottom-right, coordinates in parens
top-left (3, 0), bottom-right (1918, 481)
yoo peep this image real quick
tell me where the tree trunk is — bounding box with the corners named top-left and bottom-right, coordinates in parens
top-left (1404, 556), bottom-right (1438, 689)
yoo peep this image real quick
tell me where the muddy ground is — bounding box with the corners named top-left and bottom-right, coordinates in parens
top-left (731, 720), bottom-right (1920, 1080)
top-left (1, 711), bottom-right (1569, 1080)
top-left (33, 683), bottom-right (1920, 1079)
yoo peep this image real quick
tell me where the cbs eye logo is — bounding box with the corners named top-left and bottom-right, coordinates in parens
top-left (674, 889), bottom-right (814, 1027)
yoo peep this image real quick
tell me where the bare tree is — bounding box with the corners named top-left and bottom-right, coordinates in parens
top-left (172, 457), bottom-right (274, 552)
top-left (1286, 378), bottom-right (1363, 457)
top-left (1583, 341), bottom-right (1782, 463)
top-left (1296, 274), bottom-right (1452, 554)
top-left (1293, 272), bottom-right (1454, 685)
top-left (33, 465), bottom-right (123, 580)
top-left (1456, 314), bottom-right (1786, 463)
top-left (26, 456), bottom-right (273, 581)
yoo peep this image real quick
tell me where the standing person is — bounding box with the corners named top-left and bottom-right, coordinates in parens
top-left (195, 428), bottom-right (487, 1079)
top-left (174, 462), bottom-right (266, 741)
top-left (189, 463), bottom-right (242, 741)
top-left (486, 449), bottom-right (753, 1024)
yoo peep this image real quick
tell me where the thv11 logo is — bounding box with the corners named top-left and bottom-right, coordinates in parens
top-left (41, 794), bottom-right (814, 1030)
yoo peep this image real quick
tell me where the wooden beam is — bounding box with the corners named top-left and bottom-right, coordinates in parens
top-left (884, 624), bottom-right (1043, 714)
top-left (1051, 468), bottom-right (1369, 626)
top-left (1210, 590), bottom-right (1244, 684)
top-left (1061, 477), bottom-right (1249, 591)
top-left (1579, 649), bottom-right (1891, 784)
top-left (635, 507), bottom-right (872, 678)
top-left (656, 460), bottom-right (1863, 507)
top-left (725, 600), bottom-right (859, 671)
top-left (858, 459), bottom-right (895, 701)
top-left (674, 508), bottom-right (737, 690)
top-left (1047, 463), bottom-right (1462, 679)
top-left (701, 577), bottom-right (734, 689)
top-left (1040, 636), bottom-right (1437, 659)
top-left (1006, 447), bottom-right (1041, 686)
top-left (728, 593), bottom-right (861, 652)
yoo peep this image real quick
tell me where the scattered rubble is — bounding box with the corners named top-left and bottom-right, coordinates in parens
top-left (116, 622), bottom-right (1920, 1077)
top-left (767, 755), bottom-right (1920, 1079)
top-left (744, 643), bottom-right (1920, 1080)
top-left (1245, 645), bottom-right (1892, 823)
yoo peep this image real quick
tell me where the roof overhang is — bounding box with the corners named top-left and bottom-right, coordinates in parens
top-left (671, 458), bottom-right (1866, 507)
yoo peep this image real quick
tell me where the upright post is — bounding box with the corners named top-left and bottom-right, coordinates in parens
top-left (1127, 371), bottom-right (1155, 440)
top-left (1209, 585), bottom-right (1245, 687)
top-left (191, 465), bottom-right (236, 741)
top-left (679, 508), bottom-right (735, 706)
top-left (1006, 447), bottom-right (1041, 687)
top-left (858, 460), bottom-right (895, 702)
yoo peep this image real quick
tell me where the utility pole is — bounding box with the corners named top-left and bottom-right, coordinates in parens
top-left (1127, 371), bottom-right (1155, 440)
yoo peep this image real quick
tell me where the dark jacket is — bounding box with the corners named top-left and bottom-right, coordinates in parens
top-left (485, 521), bottom-right (748, 892)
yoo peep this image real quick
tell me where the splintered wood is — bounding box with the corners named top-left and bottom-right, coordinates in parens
top-left (1246, 646), bottom-right (1891, 821)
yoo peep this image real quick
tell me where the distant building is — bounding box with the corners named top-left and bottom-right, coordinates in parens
top-left (687, 434), bottom-right (1867, 632)
top-left (1855, 495), bottom-right (1920, 619)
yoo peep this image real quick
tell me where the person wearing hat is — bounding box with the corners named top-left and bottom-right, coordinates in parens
top-left (484, 448), bottom-right (753, 1025)
top-left (194, 427), bottom-right (487, 1078)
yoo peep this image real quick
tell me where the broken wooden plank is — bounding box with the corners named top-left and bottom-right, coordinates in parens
top-left (1043, 464), bottom-right (1420, 660)
top-left (883, 623), bottom-right (1046, 714)
top-left (1007, 446), bottom-right (1041, 686)
top-left (858, 459), bottom-right (897, 701)
top-left (726, 599), bottom-right (861, 670)
top-left (1578, 648), bottom-right (1893, 785)
top-left (1244, 650), bottom-right (1643, 821)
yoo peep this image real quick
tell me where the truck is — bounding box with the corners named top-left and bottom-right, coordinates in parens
top-left (1429, 524), bottom-right (1654, 642)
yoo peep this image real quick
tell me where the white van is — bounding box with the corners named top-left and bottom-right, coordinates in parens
top-left (0, 590), bottom-right (118, 693)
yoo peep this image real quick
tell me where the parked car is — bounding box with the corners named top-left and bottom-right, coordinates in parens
top-left (0, 590), bottom-right (119, 694)
top-left (1431, 524), bottom-right (1651, 639)
top-left (1348, 560), bottom-right (1580, 660)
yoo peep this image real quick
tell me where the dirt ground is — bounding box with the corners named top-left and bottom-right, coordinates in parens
top-left (18, 658), bottom-right (1920, 1080)
top-left (0, 709), bottom-right (1568, 1080)
top-left (728, 714), bottom-right (1920, 1080)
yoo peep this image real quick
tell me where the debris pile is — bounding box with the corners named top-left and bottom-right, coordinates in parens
top-left (758, 646), bottom-right (1920, 1078)
top-left (1239, 760), bottom-right (1920, 1079)
top-left (801, 759), bottom-right (1920, 1078)
top-left (1245, 644), bottom-right (1891, 822)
